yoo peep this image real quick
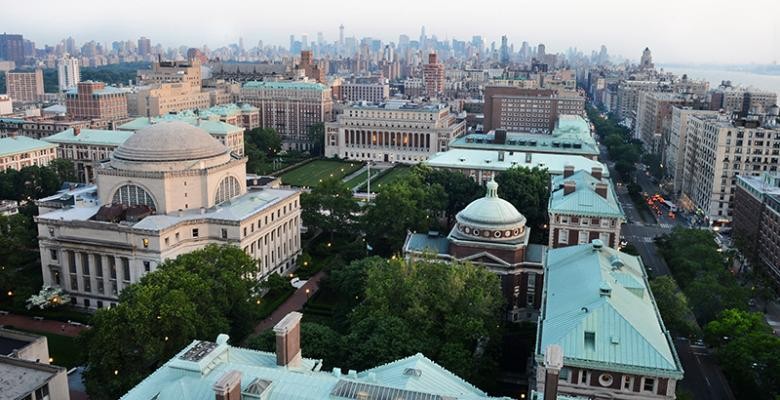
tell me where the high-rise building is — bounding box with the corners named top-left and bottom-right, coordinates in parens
top-left (0, 34), bottom-right (25, 65)
top-left (634, 91), bottom-right (703, 153)
top-left (240, 81), bottom-right (333, 150)
top-left (324, 101), bottom-right (465, 164)
top-left (734, 173), bottom-right (780, 284)
top-left (299, 50), bottom-right (324, 83)
top-left (483, 86), bottom-right (586, 133)
top-left (499, 35), bottom-right (510, 66)
top-left (640, 47), bottom-right (654, 70)
top-left (422, 52), bottom-right (445, 98)
top-left (5, 69), bottom-right (44, 102)
top-left (66, 81), bottom-right (129, 121)
top-left (57, 55), bottom-right (80, 92)
top-left (709, 85), bottom-right (778, 115)
top-left (137, 36), bottom-right (151, 56)
top-left (137, 59), bottom-right (202, 91)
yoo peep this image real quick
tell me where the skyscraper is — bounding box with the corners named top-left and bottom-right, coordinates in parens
top-left (640, 47), bottom-right (654, 70)
top-left (0, 34), bottom-right (25, 65)
top-left (420, 26), bottom-right (427, 46)
top-left (339, 24), bottom-right (344, 46)
top-left (537, 43), bottom-right (546, 59)
top-left (422, 52), bottom-right (445, 98)
top-left (500, 35), bottom-right (510, 66)
top-left (137, 36), bottom-right (151, 56)
top-left (57, 55), bottom-right (80, 92)
top-left (6, 69), bottom-right (44, 102)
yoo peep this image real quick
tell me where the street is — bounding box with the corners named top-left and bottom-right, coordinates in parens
top-left (598, 143), bottom-right (735, 400)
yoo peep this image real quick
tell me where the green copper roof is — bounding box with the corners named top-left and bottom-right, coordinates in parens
top-left (43, 128), bottom-right (134, 147)
top-left (537, 243), bottom-right (683, 378)
top-left (118, 116), bottom-right (243, 136)
top-left (549, 170), bottom-right (625, 218)
top-left (242, 80), bottom-right (327, 91)
top-left (122, 334), bottom-right (510, 400)
top-left (0, 136), bottom-right (57, 157)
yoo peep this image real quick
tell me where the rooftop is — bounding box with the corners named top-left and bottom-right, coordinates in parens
top-left (118, 116), bottom-right (243, 136)
top-left (424, 149), bottom-right (608, 177)
top-left (65, 85), bottom-right (130, 96)
top-left (0, 355), bottom-right (63, 400)
top-left (242, 80), bottom-right (327, 91)
top-left (537, 242), bottom-right (683, 378)
top-left (347, 100), bottom-right (447, 112)
top-left (549, 170), bottom-right (624, 218)
top-left (0, 136), bottom-right (57, 157)
top-left (122, 335), bottom-right (509, 400)
top-left (43, 128), bottom-right (134, 147)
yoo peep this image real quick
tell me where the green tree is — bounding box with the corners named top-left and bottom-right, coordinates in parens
top-left (308, 122), bottom-right (325, 156)
top-left (48, 159), bottom-right (78, 183)
top-left (301, 176), bottom-right (359, 239)
top-left (704, 309), bottom-right (771, 346)
top-left (79, 245), bottom-right (261, 399)
top-left (494, 166), bottom-right (550, 242)
top-left (650, 276), bottom-right (700, 337)
top-left (413, 165), bottom-right (482, 225)
top-left (246, 127), bottom-right (282, 157)
top-left (246, 322), bottom-right (345, 368)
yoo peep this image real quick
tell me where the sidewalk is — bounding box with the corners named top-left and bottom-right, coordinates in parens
top-left (253, 271), bottom-right (326, 333)
top-left (0, 313), bottom-right (88, 337)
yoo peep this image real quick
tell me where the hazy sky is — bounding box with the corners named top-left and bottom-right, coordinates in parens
top-left (2, 0), bottom-right (779, 64)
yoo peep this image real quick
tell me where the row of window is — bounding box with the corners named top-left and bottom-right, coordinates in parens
top-left (559, 368), bottom-right (659, 394)
top-left (558, 229), bottom-right (611, 245)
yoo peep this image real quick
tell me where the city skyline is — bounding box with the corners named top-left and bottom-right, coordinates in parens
top-left (3, 0), bottom-right (779, 64)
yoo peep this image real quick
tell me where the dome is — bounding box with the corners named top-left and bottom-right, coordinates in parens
top-left (452, 179), bottom-right (528, 242)
top-left (113, 121), bottom-right (229, 163)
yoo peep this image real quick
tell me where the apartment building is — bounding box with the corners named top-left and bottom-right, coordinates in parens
top-left (734, 174), bottom-right (780, 284)
top-left (634, 92), bottom-right (702, 153)
top-left (0, 117), bottom-right (90, 139)
top-left (667, 108), bottom-right (721, 195)
top-left (423, 53), bottom-right (445, 98)
top-left (66, 81), bottom-right (130, 121)
top-left (240, 80), bottom-right (332, 151)
top-left (710, 86), bottom-right (777, 115)
top-left (337, 82), bottom-right (390, 103)
top-left (324, 100), bottom-right (465, 164)
top-left (483, 86), bottom-right (585, 133)
top-left (5, 69), bottom-right (44, 102)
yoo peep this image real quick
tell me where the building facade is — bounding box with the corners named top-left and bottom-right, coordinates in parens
top-left (240, 81), bottom-right (333, 150)
top-left (405, 180), bottom-right (547, 321)
top-left (36, 121), bottom-right (301, 310)
top-left (337, 82), bottom-right (390, 103)
top-left (6, 69), bottom-right (44, 102)
top-left (0, 117), bottom-right (91, 139)
top-left (634, 92), bottom-right (702, 153)
top-left (734, 174), bottom-right (780, 284)
top-left (66, 81), bottom-right (130, 121)
top-left (324, 101), bottom-right (465, 164)
top-left (535, 241), bottom-right (684, 400)
top-left (0, 136), bottom-right (57, 171)
top-left (43, 128), bottom-right (134, 183)
top-left (57, 55), bottom-right (80, 92)
top-left (483, 86), bottom-right (585, 133)
top-left (423, 53), bottom-right (445, 98)
top-left (548, 167), bottom-right (624, 249)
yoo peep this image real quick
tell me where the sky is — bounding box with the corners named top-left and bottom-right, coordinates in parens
top-left (2, 0), bottom-right (779, 64)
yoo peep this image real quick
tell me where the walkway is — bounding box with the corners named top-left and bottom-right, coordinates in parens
top-left (253, 271), bottom-right (326, 333)
top-left (0, 312), bottom-right (89, 337)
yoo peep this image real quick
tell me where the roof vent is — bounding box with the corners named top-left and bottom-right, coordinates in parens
top-left (609, 255), bottom-right (624, 270)
top-left (599, 281), bottom-right (612, 297)
top-left (591, 239), bottom-right (604, 251)
top-left (403, 368), bottom-right (422, 377)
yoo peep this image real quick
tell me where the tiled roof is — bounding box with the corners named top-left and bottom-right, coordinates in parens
top-left (537, 243), bottom-right (683, 378)
top-left (43, 128), bottom-right (134, 147)
top-left (549, 170), bottom-right (624, 218)
top-left (0, 136), bottom-right (57, 157)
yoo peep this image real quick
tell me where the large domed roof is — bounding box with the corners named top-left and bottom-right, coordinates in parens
top-left (113, 121), bottom-right (228, 162)
top-left (457, 180), bottom-right (526, 227)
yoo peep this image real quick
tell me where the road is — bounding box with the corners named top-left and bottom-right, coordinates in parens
top-left (597, 142), bottom-right (735, 400)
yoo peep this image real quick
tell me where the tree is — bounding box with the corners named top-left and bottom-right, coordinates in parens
top-left (301, 176), bottom-right (360, 240)
top-left (650, 276), bottom-right (700, 337)
top-left (494, 166), bottom-right (550, 243)
top-left (246, 127), bottom-right (282, 157)
top-left (413, 165), bottom-right (482, 225)
top-left (308, 122), bottom-right (325, 156)
top-left (704, 309), bottom-right (771, 346)
top-left (79, 245), bottom-right (262, 399)
top-left (48, 159), bottom-right (77, 183)
top-left (363, 174), bottom-right (445, 255)
top-left (246, 322), bottom-right (346, 368)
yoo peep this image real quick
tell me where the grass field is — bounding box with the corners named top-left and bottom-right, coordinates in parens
top-left (280, 160), bottom-right (363, 187)
top-left (358, 165), bottom-right (412, 192)
top-left (343, 167), bottom-right (382, 190)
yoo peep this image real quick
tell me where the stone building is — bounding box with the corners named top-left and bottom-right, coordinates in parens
top-left (43, 128), bottom-right (134, 183)
top-left (0, 135), bottom-right (57, 171)
top-left (36, 121), bottom-right (302, 309)
top-left (0, 328), bottom-right (71, 400)
top-left (404, 180), bottom-right (547, 321)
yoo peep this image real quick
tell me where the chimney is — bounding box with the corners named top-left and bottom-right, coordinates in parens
top-left (73, 127), bottom-right (81, 136)
top-left (213, 370), bottom-right (242, 400)
top-left (543, 345), bottom-right (564, 400)
top-left (563, 165), bottom-right (574, 178)
top-left (595, 182), bottom-right (608, 199)
top-left (494, 129), bottom-right (507, 144)
top-left (591, 166), bottom-right (603, 180)
top-left (563, 180), bottom-right (576, 195)
top-left (273, 311), bottom-right (303, 368)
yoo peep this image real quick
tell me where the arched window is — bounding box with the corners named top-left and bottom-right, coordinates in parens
top-left (112, 184), bottom-right (156, 209)
top-left (215, 176), bottom-right (241, 204)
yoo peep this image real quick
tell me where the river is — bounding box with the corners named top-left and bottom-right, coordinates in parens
top-left (660, 65), bottom-right (780, 98)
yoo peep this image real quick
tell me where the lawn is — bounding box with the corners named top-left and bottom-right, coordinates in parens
top-left (357, 165), bottom-right (412, 193)
top-left (280, 160), bottom-right (363, 187)
top-left (8, 328), bottom-right (83, 369)
top-left (343, 167), bottom-right (381, 190)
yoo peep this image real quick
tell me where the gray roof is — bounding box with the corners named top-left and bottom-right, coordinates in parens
top-left (113, 121), bottom-right (228, 162)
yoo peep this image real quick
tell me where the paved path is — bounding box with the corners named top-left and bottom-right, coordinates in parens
top-left (0, 313), bottom-right (89, 337)
top-left (253, 271), bottom-right (326, 333)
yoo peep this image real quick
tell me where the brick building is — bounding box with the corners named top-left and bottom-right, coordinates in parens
top-left (5, 69), bottom-right (44, 102)
top-left (422, 53), bottom-right (445, 98)
top-left (66, 81), bottom-right (130, 121)
top-left (483, 86), bottom-right (585, 133)
top-left (734, 174), bottom-right (780, 284)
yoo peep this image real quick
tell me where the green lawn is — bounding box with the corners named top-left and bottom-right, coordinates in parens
top-left (358, 165), bottom-right (412, 192)
top-left (343, 168), bottom-right (381, 190)
top-left (9, 328), bottom-right (83, 369)
top-left (280, 160), bottom-right (363, 187)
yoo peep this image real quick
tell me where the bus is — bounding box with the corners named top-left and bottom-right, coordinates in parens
top-left (662, 200), bottom-right (678, 213)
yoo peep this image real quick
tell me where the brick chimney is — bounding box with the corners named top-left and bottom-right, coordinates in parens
top-left (591, 166), bottom-right (603, 180)
top-left (595, 182), bottom-right (608, 199)
top-left (273, 311), bottom-right (303, 368)
top-left (563, 165), bottom-right (574, 178)
top-left (494, 129), bottom-right (507, 144)
top-left (213, 370), bottom-right (241, 400)
top-left (73, 127), bottom-right (81, 136)
top-left (563, 181), bottom-right (576, 195)
top-left (543, 345), bottom-right (564, 400)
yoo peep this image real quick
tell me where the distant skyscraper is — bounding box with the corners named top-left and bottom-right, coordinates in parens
top-left (520, 41), bottom-right (530, 61)
top-left (65, 36), bottom-right (77, 55)
top-left (301, 34), bottom-right (309, 50)
top-left (499, 35), bottom-right (510, 66)
top-left (137, 36), bottom-right (151, 56)
top-left (289, 35), bottom-right (295, 51)
top-left (422, 52), bottom-right (445, 98)
top-left (339, 24), bottom-right (345, 46)
top-left (597, 45), bottom-right (609, 64)
top-left (537, 43), bottom-right (546, 59)
top-left (317, 32), bottom-right (324, 46)
top-left (238, 37), bottom-right (244, 52)
top-left (640, 47), bottom-right (654, 70)
top-left (420, 26), bottom-right (427, 46)
top-left (471, 35), bottom-right (484, 55)
top-left (0, 33), bottom-right (25, 65)
top-left (57, 55), bottom-right (80, 92)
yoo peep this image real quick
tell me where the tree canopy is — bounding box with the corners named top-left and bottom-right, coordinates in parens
top-left (412, 165), bottom-right (483, 225)
top-left (301, 176), bottom-right (359, 239)
top-left (308, 122), bottom-right (325, 156)
top-left (494, 166), bottom-right (550, 243)
top-left (79, 245), bottom-right (263, 399)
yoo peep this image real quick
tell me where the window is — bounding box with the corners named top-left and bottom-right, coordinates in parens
top-left (600, 219), bottom-right (611, 228)
top-left (580, 218), bottom-right (590, 226)
top-left (221, 228), bottom-right (228, 239)
top-left (560, 367), bottom-right (571, 382)
top-left (34, 383), bottom-right (49, 399)
top-left (558, 229), bottom-right (569, 244)
top-left (49, 249), bottom-right (58, 261)
top-left (599, 232), bottom-right (611, 245)
top-left (192, 228), bottom-right (199, 238)
top-left (579, 370), bottom-right (591, 385)
top-left (143, 261), bottom-right (151, 273)
top-left (642, 377), bottom-right (656, 392)
top-left (578, 230), bottom-right (590, 244)
top-left (121, 258), bottom-right (130, 282)
top-left (112, 184), bottom-right (156, 209)
top-left (215, 176), bottom-right (240, 204)
top-left (560, 216), bottom-right (569, 224)
top-left (584, 331), bottom-right (596, 351)
top-left (622, 375), bottom-right (634, 391)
